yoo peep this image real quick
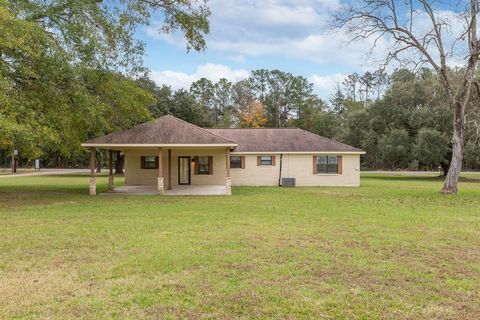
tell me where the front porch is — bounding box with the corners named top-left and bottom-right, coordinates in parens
top-left (81, 116), bottom-right (238, 196)
top-left (101, 184), bottom-right (229, 196)
top-left (86, 146), bottom-right (233, 196)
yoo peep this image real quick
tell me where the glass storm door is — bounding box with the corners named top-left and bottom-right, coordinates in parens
top-left (178, 157), bottom-right (191, 185)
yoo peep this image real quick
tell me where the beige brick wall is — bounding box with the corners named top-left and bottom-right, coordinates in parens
top-left (124, 148), bottom-right (361, 187)
top-left (124, 148), bottom-right (228, 186)
top-left (231, 154), bottom-right (361, 187)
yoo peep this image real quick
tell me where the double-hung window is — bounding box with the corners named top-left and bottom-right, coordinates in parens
top-left (316, 156), bottom-right (338, 174)
top-left (197, 156), bottom-right (210, 175)
top-left (230, 156), bottom-right (242, 169)
top-left (260, 156), bottom-right (273, 166)
top-left (142, 156), bottom-right (157, 169)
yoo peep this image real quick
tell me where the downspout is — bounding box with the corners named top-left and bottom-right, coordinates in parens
top-left (278, 153), bottom-right (283, 186)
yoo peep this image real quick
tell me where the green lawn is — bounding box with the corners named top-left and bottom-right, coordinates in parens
top-left (1, 174), bottom-right (479, 319)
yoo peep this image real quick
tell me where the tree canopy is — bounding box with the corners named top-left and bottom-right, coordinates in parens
top-left (0, 0), bottom-right (209, 166)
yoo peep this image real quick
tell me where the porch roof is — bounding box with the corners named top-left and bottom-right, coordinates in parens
top-left (81, 115), bottom-right (237, 148)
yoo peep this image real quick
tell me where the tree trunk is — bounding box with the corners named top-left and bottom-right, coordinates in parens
top-left (442, 0), bottom-right (479, 193)
top-left (442, 100), bottom-right (466, 193)
top-left (440, 161), bottom-right (450, 176)
top-left (11, 149), bottom-right (15, 174)
top-left (115, 151), bottom-right (124, 175)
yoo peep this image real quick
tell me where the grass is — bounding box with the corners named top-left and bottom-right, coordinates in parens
top-left (1, 173), bottom-right (479, 319)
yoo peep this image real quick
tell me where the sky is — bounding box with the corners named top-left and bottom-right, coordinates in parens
top-left (135, 0), bottom-right (465, 100)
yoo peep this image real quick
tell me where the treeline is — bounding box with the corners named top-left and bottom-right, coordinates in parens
top-left (3, 1), bottom-right (480, 175)
top-left (2, 67), bottom-right (480, 172)
top-left (336, 69), bottom-right (480, 173)
top-left (139, 68), bottom-right (480, 173)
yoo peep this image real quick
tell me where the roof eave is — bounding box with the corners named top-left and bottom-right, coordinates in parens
top-left (81, 143), bottom-right (238, 148)
top-left (230, 151), bottom-right (366, 155)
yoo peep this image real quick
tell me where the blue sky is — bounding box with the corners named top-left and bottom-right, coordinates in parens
top-left (135, 0), bottom-right (464, 99)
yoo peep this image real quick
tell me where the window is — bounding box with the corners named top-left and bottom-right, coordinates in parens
top-left (316, 156), bottom-right (338, 174)
top-left (260, 156), bottom-right (273, 166)
top-left (230, 156), bottom-right (242, 169)
top-left (198, 156), bottom-right (210, 174)
top-left (142, 156), bottom-right (157, 169)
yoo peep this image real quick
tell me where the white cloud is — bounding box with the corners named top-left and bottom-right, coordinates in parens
top-left (150, 63), bottom-right (249, 90)
top-left (143, 0), bottom-right (370, 66)
top-left (309, 73), bottom-right (347, 99)
top-left (210, 29), bottom-right (390, 67)
top-left (145, 1), bottom-right (470, 71)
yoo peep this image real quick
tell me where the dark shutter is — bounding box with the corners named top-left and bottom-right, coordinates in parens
top-left (194, 156), bottom-right (199, 175)
top-left (337, 156), bottom-right (343, 174)
top-left (155, 156), bottom-right (159, 169)
top-left (313, 156), bottom-right (317, 174)
top-left (241, 156), bottom-right (245, 169)
top-left (208, 156), bottom-right (213, 175)
top-left (140, 156), bottom-right (145, 169)
top-left (257, 156), bottom-right (261, 166)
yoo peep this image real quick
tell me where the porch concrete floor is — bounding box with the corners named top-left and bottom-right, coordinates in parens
top-left (101, 185), bottom-right (228, 196)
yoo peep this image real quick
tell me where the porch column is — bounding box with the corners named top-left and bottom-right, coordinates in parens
top-left (158, 148), bottom-right (164, 194)
top-left (226, 147), bottom-right (232, 195)
top-left (89, 147), bottom-right (96, 195)
top-left (167, 149), bottom-right (172, 190)
top-left (108, 149), bottom-right (114, 191)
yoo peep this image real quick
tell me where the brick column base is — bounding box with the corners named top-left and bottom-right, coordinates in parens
top-left (89, 177), bottom-right (96, 196)
top-left (158, 177), bottom-right (165, 195)
top-left (226, 177), bottom-right (232, 195)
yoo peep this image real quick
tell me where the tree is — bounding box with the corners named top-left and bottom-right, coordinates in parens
top-left (343, 73), bottom-right (360, 102)
top-left (359, 71), bottom-right (375, 107)
top-left (213, 78), bottom-right (234, 127)
top-left (372, 69), bottom-right (390, 100)
top-left (190, 78), bottom-right (215, 125)
top-left (464, 140), bottom-right (480, 169)
top-left (378, 129), bottom-right (411, 169)
top-left (170, 89), bottom-right (210, 127)
top-left (232, 80), bottom-right (255, 110)
top-left (339, 68), bottom-right (457, 171)
top-left (0, 0), bottom-right (210, 164)
top-left (248, 69), bottom-right (316, 127)
top-left (414, 128), bottom-right (450, 172)
top-left (136, 78), bottom-right (174, 118)
top-left (335, 0), bottom-right (480, 193)
top-left (330, 84), bottom-right (347, 115)
top-left (238, 100), bottom-right (268, 128)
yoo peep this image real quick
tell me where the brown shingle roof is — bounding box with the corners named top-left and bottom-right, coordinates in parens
top-left (206, 128), bottom-right (364, 153)
top-left (83, 115), bottom-right (236, 145)
top-left (82, 115), bottom-right (363, 153)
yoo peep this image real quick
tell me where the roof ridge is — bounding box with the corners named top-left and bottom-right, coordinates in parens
top-left (158, 115), bottom-right (237, 144)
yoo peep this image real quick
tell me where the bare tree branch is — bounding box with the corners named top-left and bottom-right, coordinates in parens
top-left (333, 0), bottom-right (480, 193)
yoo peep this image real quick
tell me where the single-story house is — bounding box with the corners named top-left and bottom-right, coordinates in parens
top-left (81, 115), bottom-right (365, 195)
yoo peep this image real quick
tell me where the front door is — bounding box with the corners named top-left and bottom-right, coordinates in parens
top-left (178, 157), bottom-right (191, 185)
